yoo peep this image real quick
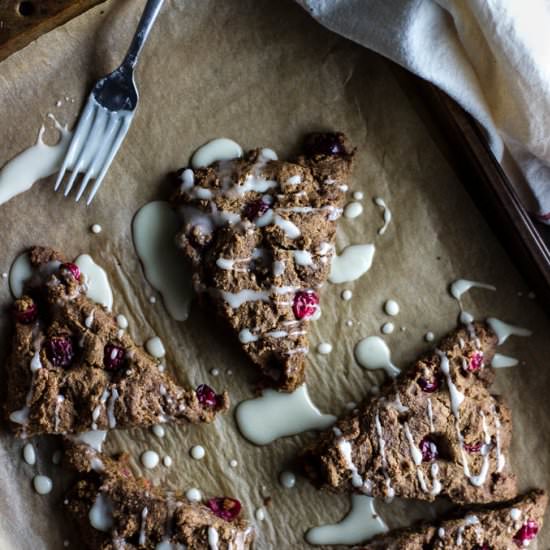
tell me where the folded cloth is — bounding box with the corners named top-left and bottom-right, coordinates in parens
top-left (296, 0), bottom-right (550, 223)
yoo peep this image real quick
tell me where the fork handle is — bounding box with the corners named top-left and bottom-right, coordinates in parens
top-left (122, 0), bottom-right (166, 70)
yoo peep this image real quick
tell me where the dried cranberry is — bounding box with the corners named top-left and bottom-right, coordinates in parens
top-left (417, 376), bottom-right (440, 393)
top-left (206, 497), bottom-right (241, 521)
top-left (419, 437), bottom-right (438, 462)
top-left (13, 297), bottom-right (38, 324)
top-left (467, 351), bottom-right (484, 372)
top-left (304, 132), bottom-right (345, 157)
top-left (45, 336), bottom-right (74, 368)
top-left (60, 262), bottom-right (81, 281)
top-left (196, 384), bottom-right (223, 409)
top-left (513, 520), bottom-right (539, 547)
top-left (103, 343), bottom-right (125, 370)
top-left (243, 199), bottom-right (270, 221)
top-left (292, 290), bottom-right (319, 320)
top-left (463, 441), bottom-right (482, 453)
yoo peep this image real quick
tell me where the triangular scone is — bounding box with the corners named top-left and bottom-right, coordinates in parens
top-left (171, 133), bottom-right (354, 391)
top-left (6, 247), bottom-right (228, 439)
top-left (300, 322), bottom-right (518, 504)
top-left (63, 443), bottom-right (254, 549)
top-left (363, 490), bottom-right (547, 549)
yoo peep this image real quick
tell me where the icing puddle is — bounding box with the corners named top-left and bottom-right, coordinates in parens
top-left (235, 385), bottom-right (335, 445)
top-left (9, 251), bottom-right (113, 310)
top-left (306, 495), bottom-right (387, 545)
top-left (132, 201), bottom-right (192, 321)
top-left (191, 137), bottom-right (243, 168)
top-left (354, 336), bottom-right (400, 377)
top-left (0, 120), bottom-right (71, 206)
top-left (329, 244), bottom-right (375, 284)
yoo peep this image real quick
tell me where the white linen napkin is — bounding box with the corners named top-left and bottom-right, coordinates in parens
top-left (296, 0), bottom-right (550, 223)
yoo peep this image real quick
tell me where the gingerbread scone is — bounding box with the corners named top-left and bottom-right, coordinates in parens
top-left (6, 246), bottom-right (228, 439)
top-left (171, 133), bottom-right (354, 391)
top-left (300, 322), bottom-right (518, 504)
top-left (362, 490), bottom-right (547, 550)
top-left (63, 443), bottom-right (254, 549)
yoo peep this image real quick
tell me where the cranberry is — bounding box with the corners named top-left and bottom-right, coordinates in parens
top-left (303, 132), bottom-right (345, 157)
top-left (196, 384), bottom-right (223, 409)
top-left (419, 436), bottom-right (439, 462)
top-left (13, 297), bottom-right (38, 324)
top-left (292, 290), bottom-right (319, 320)
top-left (60, 263), bottom-right (81, 281)
top-left (243, 199), bottom-right (270, 221)
top-left (417, 376), bottom-right (440, 393)
top-left (103, 343), bottom-right (125, 370)
top-left (206, 497), bottom-right (241, 521)
top-left (467, 351), bottom-right (484, 372)
top-left (45, 336), bottom-right (74, 368)
top-left (513, 520), bottom-right (539, 547)
top-left (463, 441), bottom-right (482, 453)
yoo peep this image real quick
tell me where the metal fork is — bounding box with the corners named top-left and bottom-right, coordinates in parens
top-left (55, 0), bottom-right (166, 205)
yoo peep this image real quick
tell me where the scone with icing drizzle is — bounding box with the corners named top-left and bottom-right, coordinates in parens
top-left (300, 322), bottom-right (518, 504)
top-left (171, 132), bottom-right (354, 391)
top-left (6, 246), bottom-right (228, 439)
top-left (362, 489), bottom-right (547, 549)
top-left (63, 443), bottom-right (254, 549)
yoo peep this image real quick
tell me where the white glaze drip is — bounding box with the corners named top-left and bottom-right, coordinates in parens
top-left (329, 244), bottom-right (375, 284)
top-left (491, 354), bottom-right (519, 368)
top-left (354, 336), bottom-right (400, 377)
top-left (374, 197), bottom-right (391, 235)
top-left (191, 138), bottom-right (243, 168)
top-left (89, 493), bottom-right (114, 532)
top-left (487, 317), bottom-right (532, 345)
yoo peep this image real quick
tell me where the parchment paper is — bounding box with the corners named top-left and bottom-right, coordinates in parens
top-left (0, 1), bottom-right (549, 548)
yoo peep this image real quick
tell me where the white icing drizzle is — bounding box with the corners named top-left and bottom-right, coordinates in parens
top-left (493, 406), bottom-right (506, 473)
top-left (427, 398), bottom-right (435, 432)
top-left (92, 389), bottom-right (110, 430)
top-left (138, 507), bottom-right (148, 546)
top-left (54, 394), bottom-right (64, 432)
top-left (106, 388), bottom-right (119, 429)
top-left (72, 430), bottom-right (107, 452)
top-left (491, 353), bottom-right (519, 368)
top-left (374, 412), bottom-right (394, 499)
top-left (510, 508), bottom-right (522, 521)
top-left (207, 526), bottom-right (219, 550)
top-left (436, 349), bottom-right (464, 418)
top-left (403, 423), bottom-right (423, 465)
top-left (85, 310), bottom-right (95, 329)
top-left (89, 493), bottom-right (114, 532)
top-left (374, 197), bottom-right (391, 235)
top-left (238, 329), bottom-right (259, 344)
top-left (354, 336), bottom-right (400, 377)
top-left (219, 289), bottom-right (270, 309)
top-left (337, 438), bottom-right (364, 488)
top-left (450, 279), bottom-right (496, 301)
top-left (235, 385), bottom-right (336, 445)
top-left (305, 495), bottom-right (387, 545)
top-left (329, 244), bottom-right (375, 284)
top-left (487, 317), bottom-right (532, 345)
top-left (75, 255), bottom-right (113, 310)
top-left (191, 138), bottom-right (243, 168)
top-left (293, 250), bottom-right (313, 266)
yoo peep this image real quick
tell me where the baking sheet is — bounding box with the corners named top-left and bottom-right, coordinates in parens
top-left (0, 0), bottom-right (549, 548)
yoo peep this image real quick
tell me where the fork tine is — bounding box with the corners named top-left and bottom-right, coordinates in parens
top-left (63, 104), bottom-right (107, 197)
top-left (85, 115), bottom-right (132, 205)
top-left (74, 114), bottom-right (120, 203)
top-left (54, 97), bottom-right (95, 191)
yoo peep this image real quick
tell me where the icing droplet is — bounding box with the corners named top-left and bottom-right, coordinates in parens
top-left (352, 191), bottom-right (364, 200)
top-left (163, 456), bottom-right (173, 467)
top-left (354, 336), bottom-right (400, 377)
top-left (191, 138), bottom-right (243, 168)
top-left (235, 385), bottom-right (336, 445)
top-left (52, 450), bottom-right (63, 465)
top-left (491, 353), bottom-right (519, 368)
top-left (141, 450), bottom-right (160, 469)
top-left (306, 495), bottom-right (387, 545)
top-left (33, 475), bottom-right (53, 495)
top-left (374, 197), bottom-right (392, 235)
top-left (145, 336), bottom-right (166, 358)
top-left (487, 317), bottom-right (532, 345)
top-left (381, 322), bottom-right (394, 335)
top-left (329, 244), bottom-right (375, 284)
top-left (229, 459), bottom-right (238, 468)
top-left (425, 331), bottom-right (435, 342)
top-left (279, 471), bottom-right (296, 488)
top-left (23, 443), bottom-right (36, 465)
top-left (190, 445), bottom-right (205, 460)
top-left (316, 342), bottom-right (333, 355)
top-left (344, 202), bottom-right (363, 219)
top-left (152, 425), bottom-right (165, 438)
top-left (90, 224), bottom-right (102, 234)
top-left (341, 289), bottom-right (353, 301)
top-left (116, 314), bottom-right (128, 330)
top-left (383, 300), bottom-right (399, 316)
top-left (186, 488), bottom-right (202, 502)
top-left (255, 507), bottom-right (266, 521)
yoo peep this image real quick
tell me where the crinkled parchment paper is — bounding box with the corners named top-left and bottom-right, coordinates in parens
top-left (0, 1), bottom-right (549, 548)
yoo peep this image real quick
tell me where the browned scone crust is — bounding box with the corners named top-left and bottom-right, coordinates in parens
top-left (300, 322), bottom-right (518, 504)
top-left (64, 444), bottom-right (254, 549)
top-left (171, 133), bottom-right (354, 391)
top-left (362, 490), bottom-right (547, 549)
top-left (6, 247), bottom-right (228, 438)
